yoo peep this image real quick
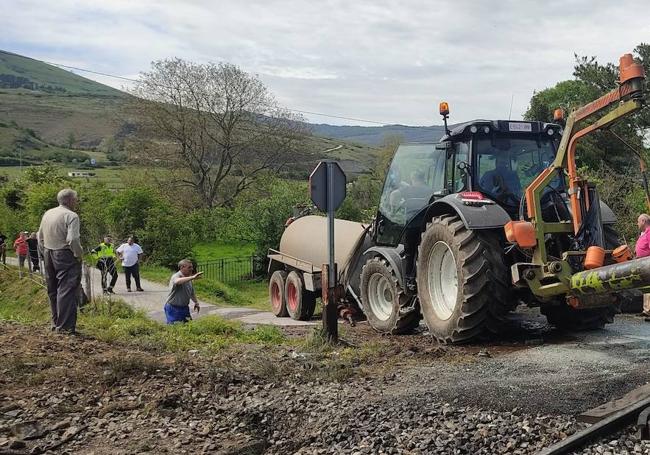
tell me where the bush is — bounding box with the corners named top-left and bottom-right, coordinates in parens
top-left (224, 176), bottom-right (310, 256)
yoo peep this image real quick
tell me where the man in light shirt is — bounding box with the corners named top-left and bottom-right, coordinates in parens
top-left (116, 236), bottom-right (144, 292)
top-left (38, 188), bottom-right (83, 333)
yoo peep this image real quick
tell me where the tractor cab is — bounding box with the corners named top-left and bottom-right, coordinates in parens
top-left (375, 116), bottom-right (564, 246)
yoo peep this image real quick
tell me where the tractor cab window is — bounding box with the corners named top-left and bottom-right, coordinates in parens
top-left (475, 135), bottom-right (559, 207)
top-left (379, 144), bottom-right (443, 225)
top-left (446, 141), bottom-right (469, 192)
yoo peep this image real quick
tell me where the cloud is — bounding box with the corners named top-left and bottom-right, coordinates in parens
top-left (2, 0), bottom-right (649, 125)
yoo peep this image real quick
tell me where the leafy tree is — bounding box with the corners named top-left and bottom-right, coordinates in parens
top-left (66, 132), bottom-right (76, 149)
top-left (106, 187), bottom-right (161, 241)
top-left (524, 44), bottom-right (649, 172)
top-left (224, 176), bottom-right (310, 256)
top-left (23, 183), bottom-right (61, 229)
top-left (129, 59), bottom-right (309, 208)
top-left (79, 184), bottom-right (114, 246)
top-left (139, 205), bottom-right (194, 268)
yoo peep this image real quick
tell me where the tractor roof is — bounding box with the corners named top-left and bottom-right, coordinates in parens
top-left (441, 119), bottom-right (562, 142)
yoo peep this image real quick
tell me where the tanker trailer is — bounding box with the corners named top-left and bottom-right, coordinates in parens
top-left (267, 215), bottom-right (370, 320)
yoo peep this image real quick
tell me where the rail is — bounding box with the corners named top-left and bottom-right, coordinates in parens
top-left (196, 256), bottom-right (264, 283)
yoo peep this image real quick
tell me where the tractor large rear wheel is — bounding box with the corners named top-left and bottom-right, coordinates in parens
top-left (416, 214), bottom-right (513, 343)
top-left (360, 257), bottom-right (420, 334)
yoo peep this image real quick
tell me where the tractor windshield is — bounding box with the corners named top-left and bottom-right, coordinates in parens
top-left (379, 143), bottom-right (444, 224)
top-left (475, 135), bottom-right (559, 206)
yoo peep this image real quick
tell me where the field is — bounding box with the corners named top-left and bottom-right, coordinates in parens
top-left (0, 164), bottom-right (126, 189)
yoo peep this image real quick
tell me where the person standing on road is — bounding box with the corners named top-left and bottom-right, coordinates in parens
top-left (0, 231), bottom-right (7, 265)
top-left (91, 236), bottom-right (118, 294)
top-left (636, 214), bottom-right (650, 320)
top-left (27, 232), bottom-right (40, 275)
top-left (116, 236), bottom-right (144, 292)
top-left (164, 259), bottom-right (202, 324)
top-left (13, 231), bottom-right (29, 278)
top-left (38, 189), bottom-right (83, 334)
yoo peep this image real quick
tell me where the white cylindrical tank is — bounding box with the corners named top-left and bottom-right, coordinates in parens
top-left (279, 215), bottom-right (367, 271)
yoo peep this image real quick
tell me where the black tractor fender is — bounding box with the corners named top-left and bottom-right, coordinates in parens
top-left (423, 194), bottom-right (512, 230)
top-left (362, 245), bottom-right (406, 289)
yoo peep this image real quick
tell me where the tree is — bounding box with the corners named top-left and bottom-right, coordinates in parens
top-left (129, 59), bottom-right (308, 208)
top-left (524, 44), bottom-right (649, 172)
top-left (224, 177), bottom-right (310, 256)
top-left (66, 132), bottom-right (76, 149)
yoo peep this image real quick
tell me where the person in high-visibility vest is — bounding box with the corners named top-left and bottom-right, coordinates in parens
top-left (91, 236), bottom-right (119, 294)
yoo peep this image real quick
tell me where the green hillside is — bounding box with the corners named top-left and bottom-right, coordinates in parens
top-left (0, 49), bottom-right (381, 174)
top-left (0, 50), bottom-right (123, 97)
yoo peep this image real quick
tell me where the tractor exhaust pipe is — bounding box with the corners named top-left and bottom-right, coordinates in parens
top-left (570, 256), bottom-right (650, 295)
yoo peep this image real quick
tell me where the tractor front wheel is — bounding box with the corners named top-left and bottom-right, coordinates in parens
top-left (360, 257), bottom-right (420, 334)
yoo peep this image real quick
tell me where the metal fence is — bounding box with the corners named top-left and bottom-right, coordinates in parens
top-left (196, 256), bottom-right (265, 283)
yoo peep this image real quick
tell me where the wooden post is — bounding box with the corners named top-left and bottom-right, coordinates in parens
top-left (82, 262), bottom-right (92, 305)
top-left (321, 263), bottom-right (338, 342)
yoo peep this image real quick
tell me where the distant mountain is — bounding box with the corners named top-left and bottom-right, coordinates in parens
top-left (308, 123), bottom-right (446, 146)
top-left (0, 50), bottom-right (123, 97)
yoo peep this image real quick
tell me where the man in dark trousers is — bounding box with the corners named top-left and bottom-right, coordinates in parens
top-left (0, 231), bottom-right (6, 265)
top-left (38, 188), bottom-right (83, 334)
top-left (116, 236), bottom-right (144, 292)
top-left (91, 236), bottom-right (118, 294)
top-left (27, 232), bottom-right (40, 274)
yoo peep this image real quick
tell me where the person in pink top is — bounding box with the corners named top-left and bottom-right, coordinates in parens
top-left (636, 214), bottom-right (650, 258)
top-left (637, 214), bottom-right (650, 319)
top-left (13, 231), bottom-right (29, 278)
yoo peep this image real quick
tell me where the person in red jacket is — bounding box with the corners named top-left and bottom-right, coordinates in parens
top-left (13, 231), bottom-right (29, 278)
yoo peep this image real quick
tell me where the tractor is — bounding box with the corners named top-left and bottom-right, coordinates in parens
top-left (269, 53), bottom-right (647, 343)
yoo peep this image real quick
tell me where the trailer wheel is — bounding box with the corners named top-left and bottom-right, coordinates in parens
top-left (269, 270), bottom-right (288, 317)
top-left (360, 257), bottom-right (420, 334)
top-left (285, 271), bottom-right (316, 321)
top-left (416, 214), bottom-right (513, 343)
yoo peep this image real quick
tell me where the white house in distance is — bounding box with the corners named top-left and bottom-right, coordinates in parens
top-left (67, 171), bottom-right (96, 178)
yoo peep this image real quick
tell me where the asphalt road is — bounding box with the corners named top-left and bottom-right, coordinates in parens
top-left (3, 257), bottom-right (315, 327)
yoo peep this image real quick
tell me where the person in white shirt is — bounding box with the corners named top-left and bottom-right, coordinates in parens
top-left (116, 236), bottom-right (144, 292)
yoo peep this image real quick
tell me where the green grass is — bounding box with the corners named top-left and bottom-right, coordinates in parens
top-left (0, 267), bottom-right (284, 353)
top-left (0, 165), bottom-right (130, 190)
top-left (192, 241), bottom-right (255, 261)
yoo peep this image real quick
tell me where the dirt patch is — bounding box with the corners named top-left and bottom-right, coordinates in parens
top-left (1, 312), bottom-right (649, 454)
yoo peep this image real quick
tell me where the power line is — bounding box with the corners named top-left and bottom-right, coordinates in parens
top-left (0, 50), bottom-right (393, 126)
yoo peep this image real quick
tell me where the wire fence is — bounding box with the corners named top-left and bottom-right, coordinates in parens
top-left (196, 256), bottom-right (265, 283)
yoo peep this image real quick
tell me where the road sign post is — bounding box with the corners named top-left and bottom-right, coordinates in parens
top-left (309, 160), bottom-right (346, 343)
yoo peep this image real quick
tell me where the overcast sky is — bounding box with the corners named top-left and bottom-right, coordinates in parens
top-left (2, 0), bottom-right (649, 126)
